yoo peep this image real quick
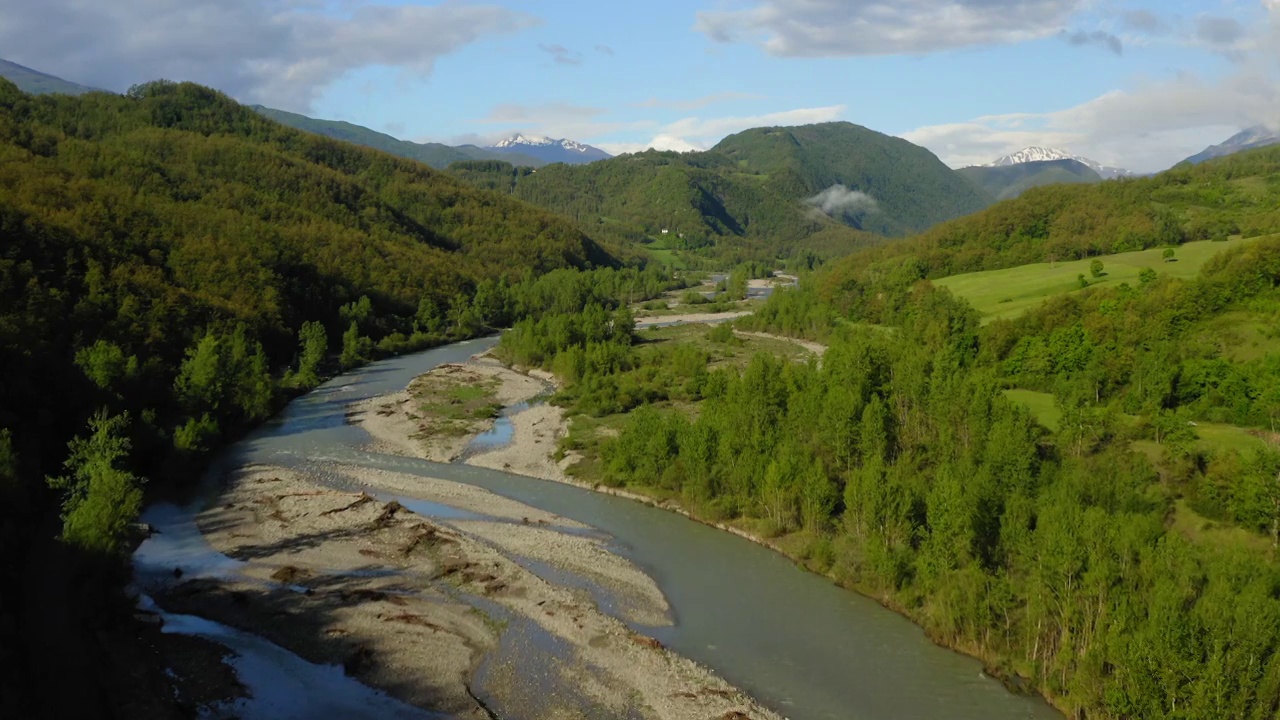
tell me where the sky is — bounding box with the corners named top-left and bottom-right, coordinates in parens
top-left (3, 0), bottom-right (1280, 173)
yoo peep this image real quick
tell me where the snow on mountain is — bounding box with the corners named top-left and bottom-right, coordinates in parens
top-left (988, 146), bottom-right (1130, 180)
top-left (494, 133), bottom-right (555, 148)
top-left (1182, 126), bottom-right (1280, 165)
top-left (488, 133), bottom-right (611, 165)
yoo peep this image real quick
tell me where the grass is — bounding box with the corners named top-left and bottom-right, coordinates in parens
top-left (1190, 310), bottom-right (1280, 363)
top-left (1003, 388), bottom-right (1269, 456)
top-left (408, 371), bottom-right (501, 434)
top-left (936, 236), bottom-right (1264, 322)
top-left (1002, 389), bottom-right (1061, 431)
top-left (645, 246), bottom-right (688, 270)
top-left (1170, 500), bottom-right (1273, 553)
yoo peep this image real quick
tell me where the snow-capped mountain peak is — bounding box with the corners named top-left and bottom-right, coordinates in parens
top-left (494, 133), bottom-right (555, 148)
top-left (987, 147), bottom-right (1130, 179)
top-left (988, 147), bottom-right (1075, 166)
top-left (487, 133), bottom-right (612, 165)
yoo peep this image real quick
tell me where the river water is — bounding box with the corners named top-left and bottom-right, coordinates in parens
top-left (142, 336), bottom-right (1060, 720)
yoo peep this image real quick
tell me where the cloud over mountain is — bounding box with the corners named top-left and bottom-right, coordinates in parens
top-left (0, 0), bottom-right (536, 110)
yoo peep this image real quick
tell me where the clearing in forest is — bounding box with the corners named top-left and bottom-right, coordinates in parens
top-left (937, 235), bottom-right (1265, 322)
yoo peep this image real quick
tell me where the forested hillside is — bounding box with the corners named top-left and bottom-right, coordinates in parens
top-left (469, 136), bottom-right (1280, 717)
top-left (711, 122), bottom-right (994, 236)
top-left (958, 158), bottom-right (1101, 201)
top-left (251, 105), bottom-right (547, 169)
top-left (514, 234), bottom-right (1280, 719)
top-left (448, 152), bottom-right (883, 263)
top-left (446, 122), bottom-right (994, 265)
top-left (0, 77), bottom-right (661, 717)
top-left (828, 143), bottom-right (1280, 283)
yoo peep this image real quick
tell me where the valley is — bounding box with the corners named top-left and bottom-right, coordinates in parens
top-left (4, 53), bottom-right (1280, 720)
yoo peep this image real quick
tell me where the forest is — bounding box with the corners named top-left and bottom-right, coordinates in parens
top-left (493, 223), bottom-right (1280, 718)
top-left (0, 77), bottom-right (687, 717)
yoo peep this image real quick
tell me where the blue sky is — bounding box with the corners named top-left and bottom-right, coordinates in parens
top-left (4, 1), bottom-right (1278, 171)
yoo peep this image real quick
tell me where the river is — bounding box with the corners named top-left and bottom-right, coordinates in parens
top-left (135, 336), bottom-right (1060, 720)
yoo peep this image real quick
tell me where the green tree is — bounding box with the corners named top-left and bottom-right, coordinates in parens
top-left (175, 332), bottom-right (223, 412)
top-left (296, 321), bottom-right (328, 386)
top-left (74, 340), bottom-right (138, 391)
top-left (1163, 247), bottom-right (1176, 262)
top-left (46, 411), bottom-right (144, 554)
top-left (340, 321), bottom-right (365, 369)
top-left (1139, 266), bottom-right (1158, 284)
top-left (1090, 258), bottom-right (1104, 278)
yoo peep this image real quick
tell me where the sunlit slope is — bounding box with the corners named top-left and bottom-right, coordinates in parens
top-left (936, 236), bottom-right (1264, 322)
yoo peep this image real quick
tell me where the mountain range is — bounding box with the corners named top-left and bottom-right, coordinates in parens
top-left (489, 133), bottom-right (612, 165)
top-left (988, 146), bottom-right (1130, 179)
top-left (448, 122), bottom-right (993, 260)
top-left (249, 106), bottom-right (548, 169)
top-left (959, 158), bottom-right (1102, 200)
top-left (1182, 125), bottom-right (1280, 165)
top-left (6, 54), bottom-right (1280, 264)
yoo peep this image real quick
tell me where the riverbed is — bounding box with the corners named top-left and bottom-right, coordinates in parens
top-left (134, 335), bottom-right (1060, 720)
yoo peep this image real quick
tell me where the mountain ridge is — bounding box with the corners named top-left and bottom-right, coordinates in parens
top-left (1183, 125), bottom-right (1280, 165)
top-left (0, 58), bottom-right (102, 96)
top-left (959, 158), bottom-right (1102, 200)
top-left (250, 106), bottom-right (547, 169)
top-left (989, 146), bottom-right (1130, 179)
top-left (489, 133), bottom-right (611, 165)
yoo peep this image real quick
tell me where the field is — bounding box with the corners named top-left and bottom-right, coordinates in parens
top-left (937, 236), bottom-right (1263, 322)
top-left (1002, 389), bottom-right (1268, 456)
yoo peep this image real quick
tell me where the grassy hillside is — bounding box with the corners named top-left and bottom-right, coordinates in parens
top-left (711, 122), bottom-right (994, 236)
top-left (251, 105), bottom-right (546, 169)
top-left (448, 152), bottom-right (884, 263)
top-left (937, 236), bottom-right (1261, 321)
top-left (958, 158), bottom-right (1101, 200)
top-left (0, 58), bottom-right (99, 96)
top-left (820, 141), bottom-right (1280, 299)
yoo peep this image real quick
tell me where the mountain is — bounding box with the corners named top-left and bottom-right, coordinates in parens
top-left (989, 146), bottom-right (1130, 180)
top-left (250, 106), bottom-right (546, 169)
top-left (711, 122), bottom-right (995, 236)
top-left (489, 133), bottom-right (612, 165)
top-left (448, 122), bottom-right (993, 261)
top-left (448, 152), bottom-right (881, 261)
top-left (827, 141), bottom-right (1280, 287)
top-left (0, 58), bottom-right (100, 96)
top-left (1182, 126), bottom-right (1280, 165)
top-left (958, 158), bottom-right (1102, 200)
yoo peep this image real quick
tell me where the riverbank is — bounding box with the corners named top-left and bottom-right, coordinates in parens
top-left (151, 463), bottom-right (779, 719)
top-left (353, 333), bottom-right (1064, 717)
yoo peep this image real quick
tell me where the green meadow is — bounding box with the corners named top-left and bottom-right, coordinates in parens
top-left (937, 235), bottom-right (1264, 322)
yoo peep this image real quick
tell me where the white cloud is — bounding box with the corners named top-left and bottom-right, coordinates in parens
top-left (898, 1), bottom-right (1280, 172)
top-left (695, 0), bottom-right (1090, 56)
top-left (904, 71), bottom-right (1280, 172)
top-left (0, 0), bottom-right (536, 111)
top-left (805, 185), bottom-right (878, 216)
top-left (598, 105), bottom-right (847, 155)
